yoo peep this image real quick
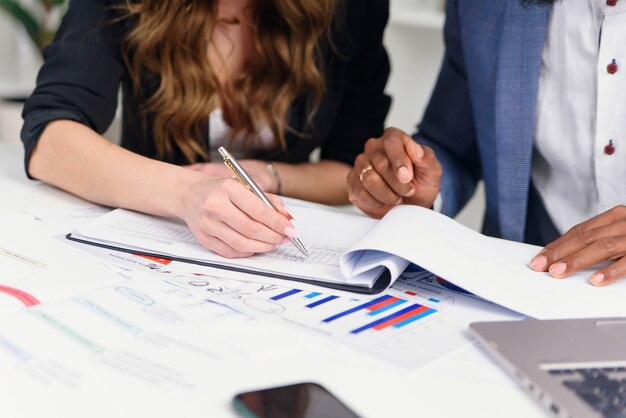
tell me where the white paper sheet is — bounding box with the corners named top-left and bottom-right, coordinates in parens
top-left (143, 263), bottom-right (518, 370)
top-left (342, 205), bottom-right (626, 319)
top-left (0, 217), bottom-right (121, 316)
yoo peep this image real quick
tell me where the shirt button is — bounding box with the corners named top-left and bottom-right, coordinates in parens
top-left (607, 0), bottom-right (618, 6)
top-left (604, 140), bottom-right (615, 155)
top-left (608, 59), bottom-right (618, 74)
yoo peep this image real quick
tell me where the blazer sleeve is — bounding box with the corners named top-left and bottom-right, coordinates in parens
top-left (21, 0), bottom-right (127, 174)
top-left (319, 0), bottom-right (392, 165)
top-left (414, 0), bottom-right (481, 218)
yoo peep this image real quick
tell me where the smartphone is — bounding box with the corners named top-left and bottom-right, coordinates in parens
top-left (232, 382), bottom-right (361, 418)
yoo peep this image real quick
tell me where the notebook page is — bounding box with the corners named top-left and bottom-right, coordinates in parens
top-left (72, 202), bottom-right (381, 286)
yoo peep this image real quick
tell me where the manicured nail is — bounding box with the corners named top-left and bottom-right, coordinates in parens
top-left (412, 142), bottom-right (424, 159)
top-left (404, 188), bottom-right (415, 197)
top-left (284, 206), bottom-right (296, 221)
top-left (549, 262), bottom-right (567, 277)
top-left (530, 255), bottom-right (547, 271)
top-left (398, 167), bottom-right (411, 183)
top-left (284, 226), bottom-right (298, 239)
top-left (591, 273), bottom-right (605, 286)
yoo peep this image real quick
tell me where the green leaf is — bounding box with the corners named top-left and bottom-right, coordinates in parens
top-left (0, 0), bottom-right (41, 48)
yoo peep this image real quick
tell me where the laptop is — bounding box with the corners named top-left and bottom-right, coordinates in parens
top-left (470, 318), bottom-right (626, 418)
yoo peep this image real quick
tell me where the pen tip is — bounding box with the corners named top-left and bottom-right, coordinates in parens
top-left (218, 147), bottom-right (228, 158)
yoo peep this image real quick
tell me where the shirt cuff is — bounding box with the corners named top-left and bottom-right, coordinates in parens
top-left (432, 192), bottom-right (443, 213)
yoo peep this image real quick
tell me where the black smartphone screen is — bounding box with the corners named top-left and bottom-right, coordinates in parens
top-left (232, 382), bottom-right (361, 418)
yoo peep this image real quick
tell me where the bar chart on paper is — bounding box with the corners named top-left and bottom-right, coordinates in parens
top-left (271, 290), bottom-right (441, 336)
top-left (136, 267), bottom-right (519, 370)
top-left (197, 279), bottom-right (457, 368)
top-left (322, 294), bottom-right (437, 335)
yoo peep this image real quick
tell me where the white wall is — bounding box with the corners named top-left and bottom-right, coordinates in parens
top-left (0, 10), bottom-right (41, 94)
top-left (0, 8), bottom-right (42, 145)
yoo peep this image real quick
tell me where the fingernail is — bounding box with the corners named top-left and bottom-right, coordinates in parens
top-left (398, 167), bottom-right (411, 183)
top-left (284, 206), bottom-right (296, 221)
top-left (549, 262), bottom-right (567, 278)
top-left (530, 255), bottom-right (547, 271)
top-left (415, 144), bottom-right (424, 158)
top-left (395, 197), bottom-right (403, 205)
top-left (413, 142), bottom-right (424, 159)
top-left (404, 188), bottom-right (415, 197)
top-left (590, 273), bottom-right (605, 286)
top-left (284, 226), bottom-right (298, 239)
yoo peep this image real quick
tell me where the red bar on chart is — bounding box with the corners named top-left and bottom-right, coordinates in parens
top-left (365, 296), bottom-right (400, 312)
top-left (373, 305), bottom-right (431, 331)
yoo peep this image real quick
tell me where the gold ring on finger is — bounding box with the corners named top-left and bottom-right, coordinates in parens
top-left (359, 164), bottom-right (374, 183)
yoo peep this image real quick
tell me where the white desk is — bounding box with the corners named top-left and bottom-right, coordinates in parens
top-left (0, 142), bottom-right (548, 418)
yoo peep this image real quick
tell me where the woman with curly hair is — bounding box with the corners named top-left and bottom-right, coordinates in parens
top-left (22, 0), bottom-right (390, 258)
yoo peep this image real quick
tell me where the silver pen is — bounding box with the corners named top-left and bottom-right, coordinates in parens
top-left (218, 146), bottom-right (309, 257)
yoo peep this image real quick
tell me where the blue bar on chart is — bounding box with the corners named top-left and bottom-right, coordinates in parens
top-left (304, 292), bottom-right (321, 299)
top-left (271, 289), bottom-right (302, 301)
top-left (322, 295), bottom-right (393, 323)
top-left (306, 295), bottom-right (339, 309)
top-left (350, 304), bottom-right (437, 334)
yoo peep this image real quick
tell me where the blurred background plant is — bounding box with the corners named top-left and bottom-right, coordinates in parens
top-left (0, 0), bottom-right (67, 53)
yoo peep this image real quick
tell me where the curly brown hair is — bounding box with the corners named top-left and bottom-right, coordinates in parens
top-left (120, 0), bottom-right (337, 163)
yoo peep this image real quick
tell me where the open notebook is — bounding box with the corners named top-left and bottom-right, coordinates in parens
top-left (68, 202), bottom-right (626, 318)
top-left (67, 202), bottom-right (408, 294)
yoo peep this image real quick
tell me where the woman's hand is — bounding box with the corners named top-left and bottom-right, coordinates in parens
top-left (347, 128), bottom-right (442, 218)
top-left (180, 175), bottom-right (295, 258)
top-left (187, 160), bottom-right (277, 193)
top-left (530, 205), bottom-right (626, 286)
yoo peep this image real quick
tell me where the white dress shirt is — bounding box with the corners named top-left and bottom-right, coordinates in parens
top-left (533, 0), bottom-right (626, 234)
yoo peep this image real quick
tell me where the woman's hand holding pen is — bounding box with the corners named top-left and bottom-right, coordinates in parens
top-left (347, 128), bottom-right (442, 218)
top-left (180, 174), bottom-right (295, 258)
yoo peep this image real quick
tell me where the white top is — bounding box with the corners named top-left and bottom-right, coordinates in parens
top-left (208, 107), bottom-right (275, 161)
top-left (533, 0), bottom-right (626, 234)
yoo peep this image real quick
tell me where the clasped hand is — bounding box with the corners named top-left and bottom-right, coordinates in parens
top-left (347, 128), bottom-right (442, 218)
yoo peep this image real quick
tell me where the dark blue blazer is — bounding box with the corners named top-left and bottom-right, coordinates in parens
top-left (416, 0), bottom-right (551, 242)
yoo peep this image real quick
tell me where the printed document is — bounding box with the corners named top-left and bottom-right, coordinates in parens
top-left (70, 202), bottom-right (626, 319)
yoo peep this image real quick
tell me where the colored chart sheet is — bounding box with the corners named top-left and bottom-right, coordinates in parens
top-left (163, 266), bottom-right (519, 370)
